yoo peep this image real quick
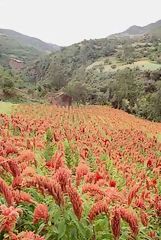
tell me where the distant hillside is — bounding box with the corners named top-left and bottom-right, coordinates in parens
top-left (0, 29), bottom-right (60, 67)
top-left (2, 20), bottom-right (161, 121)
top-left (0, 29), bottom-right (60, 52)
top-left (111, 19), bottom-right (161, 38)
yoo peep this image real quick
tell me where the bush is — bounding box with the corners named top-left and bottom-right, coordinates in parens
top-left (2, 78), bottom-right (15, 97)
top-left (111, 64), bottom-right (117, 69)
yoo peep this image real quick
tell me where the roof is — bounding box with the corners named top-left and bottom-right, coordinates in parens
top-left (10, 58), bottom-right (24, 63)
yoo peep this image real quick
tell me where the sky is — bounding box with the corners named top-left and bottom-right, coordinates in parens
top-left (0, 0), bottom-right (161, 46)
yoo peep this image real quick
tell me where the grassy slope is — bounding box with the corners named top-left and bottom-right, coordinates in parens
top-left (87, 58), bottom-right (161, 73)
top-left (0, 102), bottom-right (13, 114)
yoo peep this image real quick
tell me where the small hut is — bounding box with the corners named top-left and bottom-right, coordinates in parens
top-left (9, 58), bottom-right (24, 71)
top-left (51, 92), bottom-right (72, 107)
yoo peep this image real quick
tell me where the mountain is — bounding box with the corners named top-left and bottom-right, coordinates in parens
top-left (0, 29), bottom-right (60, 52)
top-left (0, 29), bottom-right (60, 67)
top-left (111, 19), bottom-right (161, 38)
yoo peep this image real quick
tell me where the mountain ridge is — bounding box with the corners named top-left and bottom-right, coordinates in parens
top-left (110, 19), bottom-right (161, 38)
top-left (0, 28), bottom-right (60, 52)
top-left (0, 28), bottom-right (61, 67)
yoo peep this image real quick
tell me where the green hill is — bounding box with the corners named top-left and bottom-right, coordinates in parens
top-left (111, 19), bottom-right (161, 38)
top-left (0, 29), bottom-right (60, 67)
top-left (2, 20), bottom-right (161, 121)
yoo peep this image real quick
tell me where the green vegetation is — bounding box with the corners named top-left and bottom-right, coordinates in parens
top-left (2, 20), bottom-right (161, 121)
top-left (25, 33), bottom-right (161, 121)
top-left (0, 102), bottom-right (13, 114)
top-left (0, 29), bottom-right (60, 67)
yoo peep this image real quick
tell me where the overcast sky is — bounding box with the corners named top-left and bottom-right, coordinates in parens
top-left (0, 0), bottom-right (161, 46)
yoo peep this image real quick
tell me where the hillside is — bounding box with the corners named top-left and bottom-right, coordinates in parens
top-left (1, 20), bottom-right (161, 121)
top-left (112, 19), bottom-right (161, 38)
top-left (0, 29), bottom-right (60, 68)
top-left (0, 29), bottom-right (60, 52)
top-left (24, 24), bottom-right (161, 121)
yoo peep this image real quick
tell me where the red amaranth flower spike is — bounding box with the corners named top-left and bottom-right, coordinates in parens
top-left (111, 208), bottom-right (121, 240)
top-left (109, 179), bottom-right (116, 188)
top-left (53, 167), bottom-right (71, 193)
top-left (148, 231), bottom-right (157, 239)
top-left (49, 180), bottom-right (64, 206)
top-left (8, 159), bottom-right (21, 177)
top-left (0, 177), bottom-right (14, 206)
top-left (13, 190), bottom-right (36, 205)
top-left (46, 151), bottom-right (64, 170)
top-left (94, 172), bottom-right (103, 183)
top-left (88, 201), bottom-right (108, 222)
top-left (119, 207), bottom-right (139, 237)
top-left (25, 175), bottom-right (64, 206)
top-left (0, 205), bottom-right (22, 233)
top-left (67, 184), bottom-right (83, 220)
top-left (76, 163), bottom-right (89, 186)
top-left (12, 175), bottom-right (23, 189)
top-left (33, 204), bottom-right (49, 224)
top-left (128, 183), bottom-right (141, 206)
top-left (140, 210), bottom-right (148, 227)
top-left (17, 150), bottom-right (36, 166)
top-left (82, 184), bottom-right (105, 197)
top-left (16, 231), bottom-right (45, 240)
top-left (154, 195), bottom-right (161, 217)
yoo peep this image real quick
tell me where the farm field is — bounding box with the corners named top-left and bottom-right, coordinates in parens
top-left (0, 104), bottom-right (161, 239)
top-left (87, 58), bottom-right (161, 73)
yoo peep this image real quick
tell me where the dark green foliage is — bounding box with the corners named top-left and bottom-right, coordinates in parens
top-left (46, 128), bottom-right (53, 143)
top-left (0, 67), bottom-right (15, 97)
top-left (65, 81), bottom-right (89, 104)
top-left (44, 143), bottom-right (56, 161)
top-left (108, 69), bottom-right (144, 110)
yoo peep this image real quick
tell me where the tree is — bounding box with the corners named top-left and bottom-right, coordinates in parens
top-left (108, 68), bottom-right (144, 112)
top-left (148, 81), bottom-right (161, 121)
top-left (2, 78), bottom-right (15, 96)
top-left (65, 81), bottom-right (88, 104)
top-left (46, 62), bottom-right (67, 90)
top-left (122, 44), bottom-right (135, 63)
top-left (0, 67), bottom-right (15, 97)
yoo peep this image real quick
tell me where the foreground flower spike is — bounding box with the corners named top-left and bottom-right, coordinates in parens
top-left (119, 207), bottom-right (139, 237)
top-left (109, 179), bottom-right (116, 188)
top-left (111, 208), bottom-right (121, 240)
top-left (67, 184), bottom-right (83, 220)
top-left (0, 177), bottom-right (14, 206)
top-left (0, 205), bottom-right (22, 233)
top-left (76, 163), bottom-right (89, 186)
top-left (15, 231), bottom-right (45, 240)
top-left (54, 167), bottom-right (71, 193)
top-left (47, 179), bottom-right (65, 206)
top-left (33, 204), bottom-right (49, 224)
top-left (88, 201), bottom-right (109, 222)
top-left (127, 183), bottom-right (141, 206)
top-left (8, 159), bottom-right (21, 177)
top-left (140, 210), bottom-right (149, 227)
top-left (25, 175), bottom-right (64, 206)
top-left (46, 151), bottom-right (64, 170)
top-left (82, 184), bottom-right (105, 198)
top-left (13, 190), bottom-right (36, 205)
top-left (154, 195), bottom-right (161, 217)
